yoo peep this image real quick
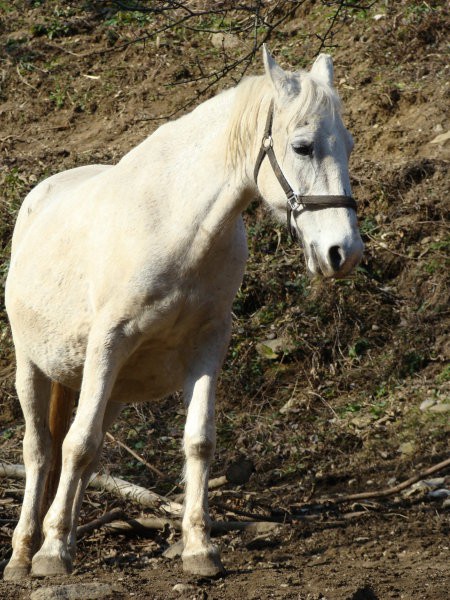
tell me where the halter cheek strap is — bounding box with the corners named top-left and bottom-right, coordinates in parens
top-left (254, 100), bottom-right (357, 241)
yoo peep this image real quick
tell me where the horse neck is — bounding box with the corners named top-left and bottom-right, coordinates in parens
top-left (169, 81), bottom-right (270, 248)
top-left (118, 79), bottom-right (270, 262)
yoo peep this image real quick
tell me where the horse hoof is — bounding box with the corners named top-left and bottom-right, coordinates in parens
top-left (3, 560), bottom-right (31, 581)
top-left (31, 552), bottom-right (72, 577)
top-left (182, 549), bottom-right (225, 578)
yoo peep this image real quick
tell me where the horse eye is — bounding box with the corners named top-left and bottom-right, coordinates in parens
top-left (292, 142), bottom-right (313, 157)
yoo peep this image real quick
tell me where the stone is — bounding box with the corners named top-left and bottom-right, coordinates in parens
top-left (256, 336), bottom-right (296, 360)
top-left (419, 398), bottom-right (436, 411)
top-left (428, 488), bottom-right (450, 499)
top-left (173, 583), bottom-right (196, 594)
top-left (351, 415), bottom-right (372, 429)
top-left (429, 131), bottom-right (450, 145)
top-left (398, 441), bottom-right (415, 455)
top-left (163, 539), bottom-right (184, 559)
top-left (225, 458), bottom-right (254, 485)
top-left (429, 402), bottom-right (450, 413)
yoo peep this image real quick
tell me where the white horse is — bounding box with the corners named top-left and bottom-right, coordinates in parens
top-left (4, 46), bottom-right (363, 580)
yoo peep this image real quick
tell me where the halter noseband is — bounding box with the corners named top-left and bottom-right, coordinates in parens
top-left (254, 100), bottom-right (357, 241)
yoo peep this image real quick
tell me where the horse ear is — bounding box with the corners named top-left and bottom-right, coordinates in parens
top-left (310, 53), bottom-right (334, 86)
top-left (262, 44), bottom-right (293, 98)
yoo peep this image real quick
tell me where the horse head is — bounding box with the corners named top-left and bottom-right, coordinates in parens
top-left (255, 46), bottom-right (364, 278)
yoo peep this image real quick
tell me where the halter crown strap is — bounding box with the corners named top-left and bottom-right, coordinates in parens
top-left (254, 100), bottom-right (357, 241)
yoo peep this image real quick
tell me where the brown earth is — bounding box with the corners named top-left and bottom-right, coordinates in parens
top-left (0, 2), bottom-right (449, 599)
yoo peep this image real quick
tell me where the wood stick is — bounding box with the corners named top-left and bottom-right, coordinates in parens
top-left (100, 517), bottom-right (283, 536)
top-left (0, 463), bottom-right (181, 515)
top-left (0, 463), bottom-right (25, 479)
top-left (1, 456), bottom-right (448, 511)
top-left (76, 508), bottom-right (125, 537)
top-left (310, 455), bottom-right (450, 506)
top-left (208, 475), bottom-right (228, 489)
top-left (105, 432), bottom-right (166, 480)
top-left (173, 475), bottom-right (228, 502)
top-left (87, 473), bottom-right (182, 515)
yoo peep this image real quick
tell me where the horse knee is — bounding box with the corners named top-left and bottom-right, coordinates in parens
top-left (184, 435), bottom-right (215, 460)
top-left (62, 428), bottom-right (101, 470)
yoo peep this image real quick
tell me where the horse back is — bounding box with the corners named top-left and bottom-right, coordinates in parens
top-left (11, 165), bottom-right (112, 255)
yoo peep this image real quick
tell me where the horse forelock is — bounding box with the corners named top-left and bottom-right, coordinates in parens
top-left (226, 70), bottom-right (341, 172)
top-left (286, 73), bottom-right (341, 128)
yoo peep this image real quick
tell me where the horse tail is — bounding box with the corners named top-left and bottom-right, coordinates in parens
top-left (43, 382), bottom-right (77, 515)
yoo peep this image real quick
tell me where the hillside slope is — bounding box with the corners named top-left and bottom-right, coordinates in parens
top-left (0, 2), bottom-right (449, 599)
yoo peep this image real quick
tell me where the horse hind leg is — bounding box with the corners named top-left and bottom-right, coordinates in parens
top-left (3, 350), bottom-right (52, 581)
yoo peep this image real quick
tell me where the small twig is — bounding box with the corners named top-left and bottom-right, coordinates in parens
top-left (365, 233), bottom-right (420, 260)
top-left (308, 390), bottom-right (340, 419)
top-left (0, 135), bottom-right (26, 143)
top-left (211, 501), bottom-right (275, 522)
top-left (105, 432), bottom-right (166, 479)
top-left (45, 42), bottom-right (84, 57)
top-left (77, 508), bottom-right (125, 537)
top-left (16, 65), bottom-right (37, 90)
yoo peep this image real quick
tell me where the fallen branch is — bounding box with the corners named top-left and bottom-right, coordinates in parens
top-left (105, 434), bottom-right (230, 492)
top-left (101, 516), bottom-right (282, 536)
top-left (0, 463), bottom-right (182, 516)
top-left (310, 455), bottom-right (450, 506)
top-left (2, 455), bottom-right (448, 514)
top-left (208, 475), bottom-right (228, 490)
top-left (88, 473), bottom-right (182, 516)
top-left (76, 508), bottom-right (125, 538)
top-left (0, 463), bottom-right (25, 480)
top-left (173, 475), bottom-right (228, 503)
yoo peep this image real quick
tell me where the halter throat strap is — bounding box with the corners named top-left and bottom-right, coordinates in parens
top-left (254, 100), bottom-right (357, 241)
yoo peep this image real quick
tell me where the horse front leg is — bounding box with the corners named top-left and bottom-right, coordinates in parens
top-left (67, 401), bottom-right (123, 559)
top-left (31, 325), bottom-right (132, 577)
top-left (182, 323), bottom-right (230, 577)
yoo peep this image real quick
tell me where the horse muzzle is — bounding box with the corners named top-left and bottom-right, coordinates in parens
top-left (307, 237), bottom-right (364, 279)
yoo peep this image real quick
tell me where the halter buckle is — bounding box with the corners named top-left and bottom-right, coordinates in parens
top-left (262, 135), bottom-right (273, 150)
top-left (286, 191), bottom-right (301, 212)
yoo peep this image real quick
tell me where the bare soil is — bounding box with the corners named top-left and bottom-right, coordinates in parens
top-left (0, 2), bottom-right (449, 599)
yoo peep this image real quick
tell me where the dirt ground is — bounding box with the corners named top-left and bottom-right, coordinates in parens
top-left (0, 1), bottom-right (449, 599)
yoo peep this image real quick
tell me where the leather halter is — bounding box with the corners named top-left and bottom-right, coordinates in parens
top-left (254, 100), bottom-right (357, 241)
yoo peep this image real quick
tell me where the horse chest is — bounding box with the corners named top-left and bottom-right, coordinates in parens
top-left (110, 295), bottom-right (220, 403)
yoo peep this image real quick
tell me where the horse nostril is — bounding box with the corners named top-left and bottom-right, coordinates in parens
top-left (328, 245), bottom-right (345, 271)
